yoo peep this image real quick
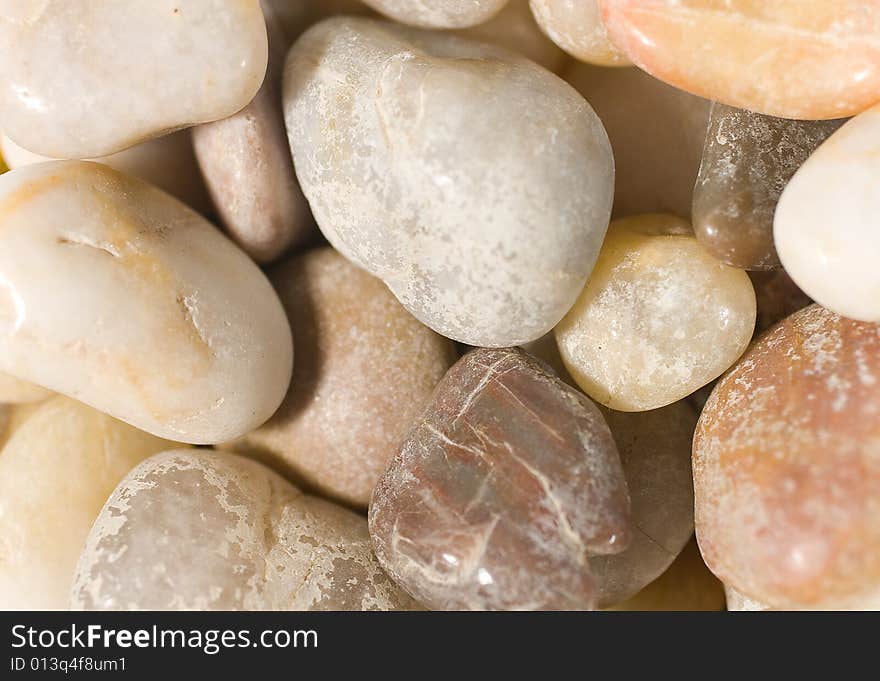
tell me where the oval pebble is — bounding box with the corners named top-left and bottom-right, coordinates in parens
top-left (555, 214), bottom-right (756, 411)
top-left (694, 304), bottom-right (880, 609)
top-left (369, 347), bottom-right (631, 611)
top-left (0, 397), bottom-right (176, 610)
top-left (530, 0), bottom-right (629, 67)
top-left (361, 0), bottom-right (509, 28)
top-left (71, 450), bottom-right (418, 611)
top-left (599, 0), bottom-right (880, 120)
top-left (284, 18), bottom-right (614, 346)
top-left (775, 105), bottom-right (880, 322)
top-left (225, 248), bottom-right (457, 508)
top-left (0, 161), bottom-right (292, 444)
top-left (0, 1), bottom-right (268, 159)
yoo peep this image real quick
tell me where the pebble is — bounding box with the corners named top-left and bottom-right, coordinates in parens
top-left (564, 61), bottom-right (709, 219)
top-left (530, 0), bottom-right (629, 66)
top-left (590, 402), bottom-right (696, 606)
top-left (0, 371), bottom-right (53, 404)
top-left (284, 18), bottom-right (614, 346)
top-left (1, 129), bottom-right (213, 217)
top-left (694, 304), bottom-right (880, 609)
top-left (71, 450), bottom-right (418, 611)
top-left (555, 214), bottom-right (756, 411)
top-left (775, 105), bottom-right (880, 322)
top-left (369, 347), bottom-right (631, 610)
top-left (361, 0), bottom-right (509, 28)
top-left (599, 0), bottom-right (880, 120)
top-left (225, 248), bottom-right (457, 508)
top-left (693, 104), bottom-right (845, 271)
top-left (0, 1), bottom-right (268, 159)
top-left (0, 161), bottom-right (292, 444)
top-left (0, 397), bottom-right (175, 609)
top-left (193, 2), bottom-right (315, 263)
top-left (723, 585), bottom-right (771, 612)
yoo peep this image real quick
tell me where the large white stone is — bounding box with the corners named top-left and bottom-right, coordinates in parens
top-left (775, 105), bottom-right (880, 322)
top-left (0, 161), bottom-right (293, 444)
top-left (0, 1), bottom-right (268, 159)
top-left (284, 18), bottom-right (614, 347)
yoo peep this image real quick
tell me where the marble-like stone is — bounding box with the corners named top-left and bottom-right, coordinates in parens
top-left (530, 0), bottom-right (629, 66)
top-left (590, 401), bottom-right (696, 607)
top-left (693, 104), bottom-right (845, 271)
top-left (285, 18), bottom-right (614, 347)
top-left (748, 269), bottom-right (812, 336)
top-left (369, 347), bottom-right (631, 611)
top-left (225, 248), bottom-right (458, 508)
top-left (0, 371), bottom-right (53, 404)
top-left (599, 0), bottom-right (880, 120)
top-left (564, 62), bottom-right (709, 219)
top-left (458, 0), bottom-right (568, 73)
top-left (775, 105), bottom-right (880, 322)
top-left (694, 304), bottom-right (880, 609)
top-left (0, 397), bottom-right (175, 610)
top-left (1, 130), bottom-right (213, 217)
top-left (361, 0), bottom-right (509, 28)
top-left (193, 2), bottom-right (314, 263)
top-left (609, 538), bottom-right (725, 611)
top-left (555, 214), bottom-right (756, 411)
top-left (0, 1), bottom-right (268, 159)
top-left (0, 161), bottom-right (292, 444)
top-left (71, 450), bottom-right (418, 611)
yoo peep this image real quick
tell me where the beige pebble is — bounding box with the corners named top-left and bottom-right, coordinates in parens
top-left (0, 397), bottom-right (176, 610)
top-left (530, 0), bottom-right (629, 66)
top-left (361, 0), bottom-right (509, 28)
top-left (0, 161), bottom-right (292, 444)
top-left (0, 402), bottom-right (41, 451)
top-left (224, 248), bottom-right (457, 508)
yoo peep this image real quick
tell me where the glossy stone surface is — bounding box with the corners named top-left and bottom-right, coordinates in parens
top-left (775, 105), bottom-right (880, 322)
top-left (361, 0), bottom-right (509, 28)
top-left (369, 347), bottom-right (631, 611)
top-left (693, 104), bottom-right (845, 271)
top-left (0, 1), bottom-right (268, 158)
top-left (530, 0), bottom-right (629, 66)
top-left (749, 269), bottom-right (812, 336)
top-left (564, 62), bottom-right (709, 219)
top-left (225, 248), bottom-right (457, 508)
top-left (284, 18), bottom-right (614, 347)
top-left (1, 130), bottom-right (213, 217)
top-left (556, 214), bottom-right (756, 411)
top-left (71, 450), bottom-right (418, 611)
top-left (590, 402), bottom-right (696, 607)
top-left (0, 397), bottom-right (175, 609)
top-left (0, 161), bottom-right (292, 444)
top-left (694, 304), bottom-right (880, 609)
top-left (0, 371), bottom-right (53, 404)
top-left (459, 0), bottom-right (568, 73)
top-left (609, 539), bottom-right (725, 611)
top-left (193, 2), bottom-right (314, 263)
top-left (599, 0), bottom-right (880, 120)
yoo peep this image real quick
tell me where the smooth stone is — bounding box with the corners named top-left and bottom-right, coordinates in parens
top-left (590, 401), bottom-right (696, 607)
top-left (224, 248), bottom-right (458, 508)
top-left (192, 2), bottom-right (314, 263)
top-left (1, 130), bottom-right (213, 217)
top-left (369, 347), bottom-right (631, 611)
top-left (555, 214), bottom-right (756, 411)
top-left (0, 402), bottom-right (40, 451)
top-left (609, 539), bottom-right (725, 611)
top-left (361, 0), bottom-right (509, 28)
top-left (775, 105), bottom-right (880, 322)
top-left (0, 397), bottom-right (175, 610)
top-left (285, 18), bottom-right (614, 347)
top-left (458, 0), bottom-right (568, 73)
top-left (599, 0), bottom-right (880, 120)
top-left (748, 270), bottom-right (812, 336)
top-left (564, 62), bottom-right (709, 219)
top-left (0, 1), bottom-right (268, 159)
top-left (693, 104), bottom-right (845, 271)
top-left (0, 161), bottom-right (292, 444)
top-left (694, 304), bottom-right (880, 609)
top-left (71, 450), bottom-right (418, 611)
top-left (0, 371), bottom-right (53, 404)
top-left (724, 585), bottom-right (771, 612)
top-left (530, 0), bottom-right (629, 66)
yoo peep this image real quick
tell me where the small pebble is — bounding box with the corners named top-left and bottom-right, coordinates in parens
top-left (530, 0), bottom-right (629, 67)
top-left (361, 0), bottom-right (509, 28)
